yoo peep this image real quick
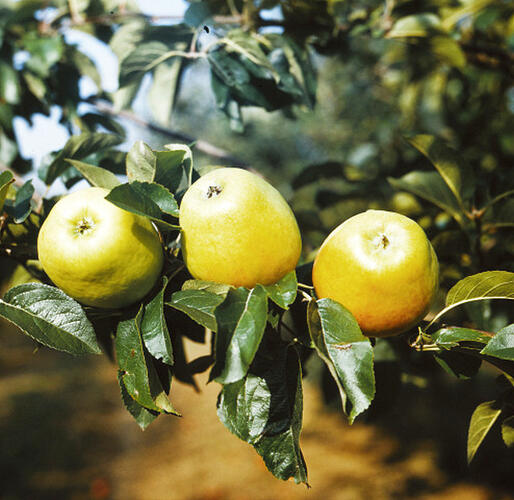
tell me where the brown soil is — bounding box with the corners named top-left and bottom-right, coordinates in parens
top-left (1, 320), bottom-right (513, 500)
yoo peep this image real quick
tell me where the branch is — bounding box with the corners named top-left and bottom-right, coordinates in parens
top-left (93, 100), bottom-right (248, 166)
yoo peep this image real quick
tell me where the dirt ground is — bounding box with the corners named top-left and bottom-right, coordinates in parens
top-left (1, 319), bottom-right (513, 500)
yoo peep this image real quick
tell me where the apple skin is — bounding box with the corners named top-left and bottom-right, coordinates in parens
top-left (179, 167), bottom-right (302, 288)
top-left (312, 210), bottom-right (439, 337)
top-left (37, 187), bottom-right (163, 309)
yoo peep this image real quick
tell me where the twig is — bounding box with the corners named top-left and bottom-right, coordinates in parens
top-left (93, 100), bottom-right (248, 166)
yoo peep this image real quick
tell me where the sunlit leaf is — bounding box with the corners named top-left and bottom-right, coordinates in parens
top-left (126, 141), bottom-right (156, 183)
top-left (387, 13), bottom-right (442, 38)
top-left (307, 298), bottom-right (375, 423)
top-left (168, 289), bottom-right (224, 332)
top-left (0, 283), bottom-right (101, 355)
top-left (44, 133), bottom-right (123, 185)
top-left (65, 159), bottom-right (121, 189)
top-left (388, 170), bottom-right (465, 224)
top-left (467, 400), bottom-right (501, 463)
top-left (118, 371), bottom-right (159, 430)
top-left (502, 416), bottom-right (514, 448)
top-left (181, 279), bottom-right (231, 297)
top-left (432, 327), bottom-right (492, 349)
top-left (0, 170), bottom-right (14, 213)
top-left (210, 286), bottom-right (268, 384)
top-left (481, 324), bottom-right (514, 361)
top-left (263, 271), bottom-right (297, 309)
top-left (116, 306), bottom-right (180, 415)
top-left (446, 271), bottom-right (514, 306)
top-left (407, 134), bottom-right (473, 204)
top-left (141, 277), bottom-right (174, 366)
top-left (106, 181), bottom-right (179, 229)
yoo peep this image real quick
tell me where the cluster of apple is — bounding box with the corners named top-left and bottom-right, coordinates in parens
top-left (37, 167), bottom-right (439, 337)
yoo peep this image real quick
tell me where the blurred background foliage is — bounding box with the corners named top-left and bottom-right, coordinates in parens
top-left (0, 0), bottom-right (513, 497)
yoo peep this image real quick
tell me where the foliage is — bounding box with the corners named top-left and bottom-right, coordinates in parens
top-left (0, 0), bottom-right (513, 485)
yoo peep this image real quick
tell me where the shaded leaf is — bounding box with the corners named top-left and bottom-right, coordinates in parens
top-left (156, 144), bottom-right (193, 194)
top-left (0, 283), bottom-right (101, 355)
top-left (168, 289), bottom-right (224, 332)
top-left (65, 159), bottom-right (121, 189)
top-left (481, 324), bottom-right (514, 361)
top-left (307, 298), bottom-right (375, 423)
top-left (434, 350), bottom-right (482, 379)
top-left (148, 58), bottom-right (184, 126)
top-left (4, 180), bottom-right (33, 223)
top-left (141, 277), bottom-right (174, 366)
top-left (210, 286), bottom-right (268, 384)
top-left (120, 41), bottom-right (170, 87)
top-left (467, 400), bottom-right (501, 463)
top-left (217, 336), bottom-right (308, 483)
top-left (263, 271), bottom-right (297, 309)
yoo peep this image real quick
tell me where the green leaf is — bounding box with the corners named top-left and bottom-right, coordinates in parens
top-left (210, 286), bottom-right (268, 384)
top-left (4, 180), bottom-right (34, 223)
top-left (155, 144), bottom-right (193, 194)
top-left (467, 400), bottom-right (502, 464)
top-left (387, 13), bottom-right (442, 38)
top-left (115, 306), bottom-right (180, 415)
top-left (0, 131), bottom-right (17, 166)
top-left (307, 298), bottom-right (375, 423)
top-left (118, 371), bottom-right (159, 430)
top-left (141, 277), bottom-right (174, 366)
top-left (126, 141), bottom-right (156, 183)
top-left (481, 324), bottom-right (514, 361)
top-left (44, 133), bottom-right (123, 185)
top-left (388, 170), bottom-right (465, 224)
top-left (432, 327), bottom-right (492, 350)
top-left (71, 48), bottom-right (102, 89)
top-left (0, 60), bottom-right (21, 104)
top-left (502, 415), bottom-right (514, 448)
top-left (434, 350), bottom-right (482, 379)
top-left (181, 279), bottom-right (231, 297)
top-left (148, 58), bottom-right (184, 126)
top-left (105, 181), bottom-right (179, 229)
top-left (22, 71), bottom-right (46, 100)
top-left (217, 337), bottom-right (308, 484)
top-left (446, 271), bottom-right (514, 306)
top-left (407, 134), bottom-right (473, 204)
top-left (0, 283), bottom-right (101, 355)
top-left (430, 36), bottom-right (466, 68)
top-left (168, 289), bottom-right (225, 332)
top-left (0, 170), bottom-right (14, 213)
top-left (263, 271), bottom-right (297, 309)
top-left (65, 159), bottom-right (121, 189)
top-left (22, 33), bottom-right (64, 78)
